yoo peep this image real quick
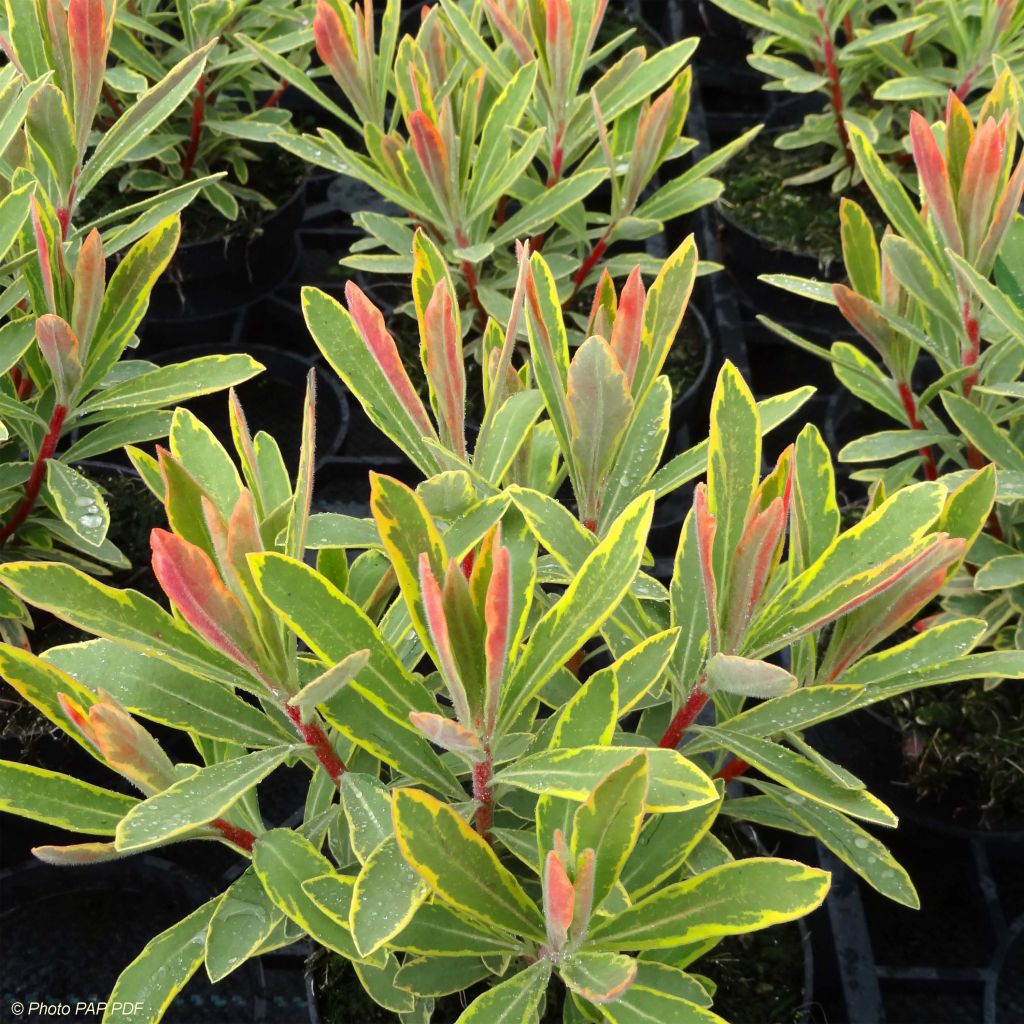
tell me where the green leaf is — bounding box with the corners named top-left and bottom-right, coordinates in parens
top-left (253, 829), bottom-right (379, 962)
top-left (393, 788), bottom-right (545, 941)
top-left (561, 952), bottom-right (637, 1004)
top-left (0, 564), bottom-right (246, 687)
top-left (0, 759), bottom-right (136, 833)
top-left (567, 337), bottom-right (633, 523)
top-left (83, 216), bottom-right (182, 391)
top-left (499, 492), bottom-right (655, 728)
top-left (351, 835), bottom-right (429, 956)
top-left (550, 671), bottom-right (618, 748)
top-left (706, 363), bottom-right (760, 589)
top-left (45, 640), bottom-right (288, 748)
top-left (975, 555), bottom-right (1024, 590)
top-left (103, 899), bottom-right (219, 1024)
top-left (494, 747), bottom-right (718, 814)
top-left (942, 393), bottom-right (1024, 473)
top-left (80, 354), bottom-right (263, 414)
top-left (697, 728), bottom-right (897, 826)
top-left (205, 868), bottom-right (284, 982)
top-left (46, 461), bottom-right (109, 548)
top-left (390, 901), bottom-right (523, 957)
top-left (115, 746), bottom-right (295, 852)
top-left (571, 755), bottom-right (648, 910)
top-left (341, 773), bottom-right (394, 864)
top-left (80, 42), bottom-right (215, 199)
top-left (490, 169), bottom-right (606, 247)
top-left (587, 858), bottom-right (829, 950)
top-left (840, 429), bottom-right (952, 462)
top-left (754, 781), bottom-right (917, 908)
top-left (454, 961), bottom-right (552, 1023)
top-left (599, 967), bottom-right (723, 1024)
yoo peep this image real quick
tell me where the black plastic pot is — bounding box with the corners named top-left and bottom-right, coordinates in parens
top-left (144, 177), bottom-right (308, 334)
top-left (155, 343), bottom-right (350, 471)
top-left (814, 710), bottom-right (1024, 847)
top-left (0, 856), bottom-right (265, 1023)
top-left (716, 202), bottom-right (849, 319)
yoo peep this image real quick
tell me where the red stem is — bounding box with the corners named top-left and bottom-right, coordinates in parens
top-left (284, 704), bottom-right (347, 785)
top-left (659, 686), bottom-right (709, 750)
top-left (569, 231), bottom-right (611, 302)
top-left (962, 302), bottom-right (981, 397)
top-left (547, 129), bottom-right (564, 188)
top-left (262, 79), bottom-right (288, 109)
top-left (473, 756), bottom-right (494, 841)
top-left (0, 404), bottom-right (67, 546)
top-left (715, 757), bottom-right (750, 783)
top-left (955, 66), bottom-right (980, 101)
top-left (212, 818), bottom-right (256, 852)
top-left (817, 8), bottom-right (855, 172)
top-left (181, 76), bottom-right (207, 179)
top-left (456, 230), bottom-right (488, 328)
top-left (898, 382), bottom-right (938, 481)
top-left (101, 81), bottom-right (123, 117)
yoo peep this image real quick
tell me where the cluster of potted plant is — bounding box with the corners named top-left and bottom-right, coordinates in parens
top-left (0, 1), bottom-right (1022, 1022)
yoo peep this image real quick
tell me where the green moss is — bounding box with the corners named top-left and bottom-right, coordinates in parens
top-left (721, 133), bottom-right (882, 264)
top-left (888, 679), bottom-right (1024, 828)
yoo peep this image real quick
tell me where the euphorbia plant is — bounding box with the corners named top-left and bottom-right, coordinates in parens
top-left (764, 71), bottom-right (1024, 649)
top-left (0, 0), bottom-right (218, 244)
top-left (613, 364), bottom-right (1024, 906)
top-left (303, 228), bottom-right (819, 535)
top-left (707, 0), bottom-right (1023, 191)
top-left (0, 393), bottom-right (832, 1023)
top-left (250, 0), bottom-right (758, 320)
top-left (0, 199), bottom-right (260, 646)
top-left (103, 0), bottom-right (314, 221)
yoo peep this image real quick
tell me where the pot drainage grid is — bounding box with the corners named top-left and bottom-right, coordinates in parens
top-left (822, 834), bottom-right (1024, 1024)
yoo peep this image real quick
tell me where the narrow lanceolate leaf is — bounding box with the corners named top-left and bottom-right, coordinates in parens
top-left (69, 0), bottom-right (109, 154)
top-left (454, 961), bottom-right (552, 1023)
top-left (303, 285), bottom-right (439, 473)
top-left (706, 362), bottom-right (760, 590)
top-left (351, 835), bottom-right (428, 956)
top-left (80, 42), bottom-right (214, 199)
top-left (697, 728), bottom-right (897, 827)
top-left (0, 760), bottom-right (136, 833)
top-left (753, 781), bottom-right (917, 908)
top-left (571, 755), bottom-right (648, 910)
top-left (494, 747), bottom-right (718, 814)
top-left (83, 216), bottom-right (182, 390)
top-left (635, 235), bottom-right (699, 401)
top-left (288, 650), bottom-right (371, 721)
top-left (392, 789), bottom-right (545, 941)
top-left (45, 640), bottom-right (289, 748)
top-left (499, 492), bottom-right (655, 728)
top-left (390, 900), bottom-right (523, 957)
top-left (340, 773), bottom-right (394, 864)
top-left (567, 337), bottom-right (633, 524)
top-left (587, 858), bottom-right (830, 950)
top-left (150, 529), bottom-right (263, 677)
top-left (550, 671), bottom-right (618, 748)
top-left (115, 746), bottom-right (295, 852)
top-left (103, 900), bottom-right (220, 1024)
